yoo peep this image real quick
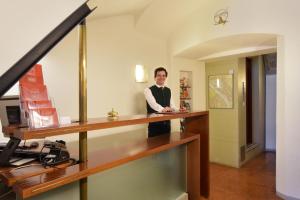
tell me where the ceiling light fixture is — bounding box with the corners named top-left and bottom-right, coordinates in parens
top-left (214, 9), bottom-right (229, 25)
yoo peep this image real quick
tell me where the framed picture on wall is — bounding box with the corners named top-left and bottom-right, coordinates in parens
top-left (208, 74), bottom-right (233, 109)
top-left (179, 71), bottom-right (192, 111)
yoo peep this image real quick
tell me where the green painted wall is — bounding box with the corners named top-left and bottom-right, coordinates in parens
top-left (206, 56), bottom-right (266, 168)
top-left (206, 59), bottom-right (240, 167)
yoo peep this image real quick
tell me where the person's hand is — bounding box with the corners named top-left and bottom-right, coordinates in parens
top-left (162, 107), bottom-right (173, 112)
top-left (179, 107), bottom-right (187, 112)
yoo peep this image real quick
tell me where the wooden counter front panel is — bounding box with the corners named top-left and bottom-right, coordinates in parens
top-left (13, 133), bottom-right (200, 199)
top-left (187, 136), bottom-right (201, 200)
top-left (185, 114), bottom-right (209, 198)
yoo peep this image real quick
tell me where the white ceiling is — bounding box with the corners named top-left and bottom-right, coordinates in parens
top-left (86, 2), bottom-right (278, 60)
top-left (88, 0), bottom-right (153, 19)
top-left (177, 34), bottom-right (277, 60)
top-left (135, 0), bottom-right (204, 38)
top-left (87, 0), bottom-right (202, 38)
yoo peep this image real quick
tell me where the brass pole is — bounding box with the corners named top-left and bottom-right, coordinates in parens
top-left (79, 19), bottom-right (88, 200)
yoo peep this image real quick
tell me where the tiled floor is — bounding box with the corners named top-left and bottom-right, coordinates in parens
top-left (207, 152), bottom-right (282, 200)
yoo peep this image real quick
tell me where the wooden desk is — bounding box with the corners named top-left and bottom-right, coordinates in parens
top-left (0, 111), bottom-right (209, 200)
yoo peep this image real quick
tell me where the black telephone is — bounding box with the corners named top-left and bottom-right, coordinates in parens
top-left (0, 137), bottom-right (21, 166)
top-left (40, 140), bottom-right (71, 166)
top-left (0, 139), bottom-right (72, 167)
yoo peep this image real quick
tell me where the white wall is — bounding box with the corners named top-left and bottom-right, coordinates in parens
top-left (168, 0), bottom-right (300, 198)
top-left (169, 57), bottom-right (206, 131)
top-left (0, 12), bottom-right (168, 142)
top-left (0, 0), bottom-right (85, 141)
top-left (42, 15), bottom-right (168, 142)
top-left (266, 74), bottom-right (276, 151)
top-left (170, 57), bottom-right (206, 111)
top-left (0, 0), bottom-right (85, 95)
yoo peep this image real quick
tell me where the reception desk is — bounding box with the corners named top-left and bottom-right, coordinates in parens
top-left (1, 111), bottom-right (209, 200)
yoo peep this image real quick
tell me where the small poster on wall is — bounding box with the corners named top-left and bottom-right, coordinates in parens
top-left (208, 74), bottom-right (233, 109)
top-left (180, 71), bottom-right (192, 111)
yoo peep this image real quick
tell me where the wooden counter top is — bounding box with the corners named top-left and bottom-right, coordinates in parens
top-left (2, 111), bottom-right (208, 140)
top-left (0, 141), bottom-right (77, 187)
top-left (0, 161), bottom-right (75, 187)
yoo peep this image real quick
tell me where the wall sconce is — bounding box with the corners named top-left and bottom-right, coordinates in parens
top-left (135, 65), bottom-right (148, 83)
top-left (216, 78), bottom-right (221, 88)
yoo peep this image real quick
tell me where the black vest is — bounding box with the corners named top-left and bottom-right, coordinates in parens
top-left (146, 85), bottom-right (171, 114)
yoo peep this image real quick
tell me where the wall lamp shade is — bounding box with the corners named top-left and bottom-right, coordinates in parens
top-left (216, 78), bottom-right (221, 88)
top-left (135, 65), bottom-right (148, 82)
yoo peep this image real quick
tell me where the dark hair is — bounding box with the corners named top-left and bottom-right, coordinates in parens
top-left (154, 67), bottom-right (168, 77)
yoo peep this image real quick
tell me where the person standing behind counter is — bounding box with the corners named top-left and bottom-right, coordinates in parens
top-left (144, 67), bottom-right (177, 137)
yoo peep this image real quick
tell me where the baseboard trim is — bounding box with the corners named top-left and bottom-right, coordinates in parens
top-left (175, 192), bottom-right (188, 200)
top-left (277, 191), bottom-right (300, 200)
